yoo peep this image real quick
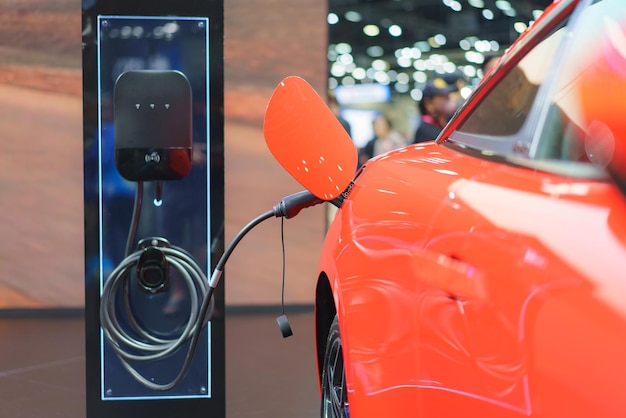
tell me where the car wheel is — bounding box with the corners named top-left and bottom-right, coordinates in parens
top-left (321, 315), bottom-right (349, 417)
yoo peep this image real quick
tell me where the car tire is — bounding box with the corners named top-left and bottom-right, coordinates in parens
top-left (321, 315), bottom-right (349, 417)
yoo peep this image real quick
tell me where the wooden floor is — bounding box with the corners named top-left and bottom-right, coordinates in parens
top-left (0, 311), bottom-right (319, 417)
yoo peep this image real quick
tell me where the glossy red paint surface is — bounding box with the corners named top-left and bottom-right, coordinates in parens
top-left (319, 142), bottom-right (626, 416)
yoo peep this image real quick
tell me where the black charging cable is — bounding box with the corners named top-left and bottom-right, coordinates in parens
top-left (100, 189), bottom-right (324, 390)
top-left (275, 216), bottom-right (293, 338)
top-left (100, 181), bottom-right (213, 391)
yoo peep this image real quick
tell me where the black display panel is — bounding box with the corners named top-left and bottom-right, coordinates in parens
top-left (82, 1), bottom-right (224, 417)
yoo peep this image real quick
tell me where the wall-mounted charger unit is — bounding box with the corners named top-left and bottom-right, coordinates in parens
top-left (84, 9), bottom-right (224, 416)
top-left (114, 70), bottom-right (193, 181)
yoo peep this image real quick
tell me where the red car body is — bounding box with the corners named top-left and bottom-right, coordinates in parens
top-left (265, 0), bottom-right (626, 416)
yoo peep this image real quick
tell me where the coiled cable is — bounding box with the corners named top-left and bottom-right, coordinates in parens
top-left (100, 244), bottom-right (212, 391)
top-left (99, 187), bottom-right (322, 391)
top-left (100, 181), bottom-right (214, 391)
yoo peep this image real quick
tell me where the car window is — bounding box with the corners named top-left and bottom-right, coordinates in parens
top-left (458, 25), bottom-right (567, 138)
top-left (447, 0), bottom-right (624, 180)
top-left (447, 18), bottom-right (569, 155)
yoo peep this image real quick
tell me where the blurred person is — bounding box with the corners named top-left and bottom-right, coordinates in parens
top-left (328, 92), bottom-right (352, 137)
top-left (482, 53), bottom-right (501, 77)
top-left (444, 70), bottom-right (469, 108)
top-left (326, 93), bottom-right (353, 228)
top-left (413, 78), bottom-right (458, 143)
top-left (359, 113), bottom-right (407, 165)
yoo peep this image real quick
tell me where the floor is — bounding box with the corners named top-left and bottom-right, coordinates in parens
top-left (0, 311), bottom-right (319, 417)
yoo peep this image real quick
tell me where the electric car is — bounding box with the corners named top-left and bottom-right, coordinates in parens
top-left (264, 0), bottom-right (626, 416)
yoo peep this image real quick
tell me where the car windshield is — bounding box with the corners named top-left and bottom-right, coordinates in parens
top-left (447, 0), bottom-right (625, 179)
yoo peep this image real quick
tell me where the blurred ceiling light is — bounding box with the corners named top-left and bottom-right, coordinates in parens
top-left (389, 25), bottom-right (402, 37)
top-left (415, 41), bottom-right (431, 52)
top-left (372, 59), bottom-right (388, 71)
top-left (335, 42), bottom-right (352, 54)
top-left (374, 71), bottom-right (390, 84)
top-left (514, 21), bottom-right (528, 33)
top-left (396, 72), bottom-right (410, 84)
top-left (328, 13), bottom-right (339, 25)
top-left (331, 62), bottom-right (347, 77)
top-left (410, 89), bottom-right (423, 101)
top-left (468, 0), bottom-right (485, 7)
top-left (495, 0), bottom-right (512, 11)
top-left (430, 53), bottom-right (448, 64)
top-left (342, 76), bottom-right (356, 86)
top-left (353, 67), bottom-right (367, 80)
top-left (397, 56), bottom-right (412, 68)
top-left (339, 53), bottom-right (354, 65)
top-left (345, 11), bottom-right (362, 22)
top-left (412, 71), bottom-right (427, 83)
top-left (462, 65), bottom-right (477, 77)
top-left (395, 47), bottom-right (407, 58)
top-left (474, 40), bottom-right (491, 52)
top-left (443, 62), bottom-right (456, 73)
top-left (482, 9), bottom-right (495, 20)
top-left (363, 24), bottom-right (381, 37)
top-left (465, 51), bottom-right (485, 64)
top-left (395, 83), bottom-right (410, 93)
top-left (444, 0), bottom-right (462, 11)
top-left (367, 45), bottom-right (384, 57)
top-left (413, 59), bottom-right (426, 71)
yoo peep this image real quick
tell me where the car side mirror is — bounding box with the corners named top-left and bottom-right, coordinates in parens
top-left (263, 76), bottom-right (358, 200)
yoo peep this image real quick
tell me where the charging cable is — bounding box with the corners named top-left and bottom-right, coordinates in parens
top-left (100, 189), bottom-right (324, 390)
top-left (100, 181), bottom-right (212, 391)
top-left (100, 241), bottom-right (211, 391)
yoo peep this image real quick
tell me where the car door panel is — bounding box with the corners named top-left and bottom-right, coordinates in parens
top-left (421, 162), bottom-right (626, 417)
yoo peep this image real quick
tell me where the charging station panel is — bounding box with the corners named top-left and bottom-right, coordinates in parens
top-left (82, 1), bottom-right (224, 417)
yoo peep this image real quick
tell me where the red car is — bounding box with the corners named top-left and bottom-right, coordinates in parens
top-left (264, 0), bottom-right (626, 416)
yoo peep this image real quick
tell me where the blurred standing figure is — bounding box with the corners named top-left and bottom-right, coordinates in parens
top-left (359, 113), bottom-right (407, 165)
top-left (413, 78), bottom-right (458, 143)
top-left (482, 53), bottom-right (501, 77)
top-left (444, 71), bottom-right (470, 109)
top-left (328, 92), bottom-right (352, 137)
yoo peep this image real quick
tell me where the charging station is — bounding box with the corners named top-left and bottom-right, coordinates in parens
top-left (82, 1), bottom-right (224, 417)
